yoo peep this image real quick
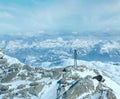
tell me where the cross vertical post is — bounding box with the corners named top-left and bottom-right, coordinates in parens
top-left (74, 49), bottom-right (78, 68)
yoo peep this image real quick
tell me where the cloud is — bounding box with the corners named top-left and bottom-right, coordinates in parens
top-left (1, 0), bottom-right (120, 34)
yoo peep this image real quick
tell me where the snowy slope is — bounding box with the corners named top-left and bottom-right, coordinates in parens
top-left (4, 55), bottom-right (24, 65)
top-left (0, 53), bottom-right (120, 99)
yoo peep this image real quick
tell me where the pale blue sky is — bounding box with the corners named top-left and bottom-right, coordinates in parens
top-left (0, 0), bottom-right (120, 34)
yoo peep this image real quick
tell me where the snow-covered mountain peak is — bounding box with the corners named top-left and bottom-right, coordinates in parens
top-left (0, 54), bottom-right (120, 99)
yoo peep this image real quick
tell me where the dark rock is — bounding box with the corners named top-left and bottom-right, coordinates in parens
top-left (93, 75), bottom-right (104, 82)
top-left (0, 85), bottom-right (9, 94)
top-left (42, 70), bottom-right (53, 78)
top-left (52, 68), bottom-right (63, 79)
top-left (17, 89), bottom-right (27, 98)
top-left (22, 65), bottom-right (33, 71)
top-left (65, 77), bottom-right (94, 99)
top-left (8, 63), bottom-right (21, 72)
top-left (18, 73), bottom-right (26, 80)
top-left (57, 78), bottom-right (68, 84)
top-left (107, 90), bottom-right (117, 99)
top-left (29, 82), bottom-right (40, 86)
top-left (0, 58), bottom-right (7, 64)
top-left (1, 72), bottom-right (18, 83)
top-left (29, 84), bottom-right (44, 96)
top-left (0, 85), bottom-right (9, 91)
top-left (17, 84), bottom-right (26, 89)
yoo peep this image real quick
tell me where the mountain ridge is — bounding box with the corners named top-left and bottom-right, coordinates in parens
top-left (0, 52), bottom-right (120, 99)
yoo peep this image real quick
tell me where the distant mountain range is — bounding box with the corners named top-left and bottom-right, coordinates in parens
top-left (0, 32), bottom-right (120, 67)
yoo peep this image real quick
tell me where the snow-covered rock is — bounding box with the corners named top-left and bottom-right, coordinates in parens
top-left (0, 54), bottom-right (120, 99)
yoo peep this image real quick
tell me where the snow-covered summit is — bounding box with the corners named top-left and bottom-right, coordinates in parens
top-left (0, 54), bottom-right (120, 99)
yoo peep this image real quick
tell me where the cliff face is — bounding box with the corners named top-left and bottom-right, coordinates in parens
top-left (0, 53), bottom-right (119, 99)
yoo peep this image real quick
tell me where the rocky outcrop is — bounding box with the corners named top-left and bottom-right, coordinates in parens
top-left (17, 84), bottom-right (26, 89)
top-left (0, 85), bottom-right (9, 92)
top-left (107, 90), bottom-right (117, 99)
top-left (29, 82), bottom-right (40, 86)
top-left (0, 53), bottom-right (119, 99)
top-left (52, 68), bottom-right (63, 79)
top-left (42, 70), bottom-right (53, 78)
top-left (8, 63), bottom-right (22, 72)
top-left (29, 83), bottom-right (44, 96)
top-left (22, 65), bottom-right (33, 71)
top-left (0, 58), bottom-right (7, 64)
top-left (65, 76), bottom-right (94, 99)
top-left (1, 71), bottom-right (18, 83)
top-left (16, 89), bottom-right (28, 98)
